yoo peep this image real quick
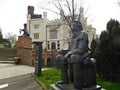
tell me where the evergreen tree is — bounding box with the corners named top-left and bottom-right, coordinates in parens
top-left (95, 19), bottom-right (120, 82)
top-left (90, 38), bottom-right (97, 57)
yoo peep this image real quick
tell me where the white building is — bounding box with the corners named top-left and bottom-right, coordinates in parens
top-left (26, 6), bottom-right (96, 51)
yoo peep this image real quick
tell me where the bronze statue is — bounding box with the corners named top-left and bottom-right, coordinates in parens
top-left (19, 24), bottom-right (29, 36)
top-left (56, 20), bottom-right (96, 90)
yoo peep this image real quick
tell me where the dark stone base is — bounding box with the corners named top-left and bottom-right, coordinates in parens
top-left (50, 83), bottom-right (104, 90)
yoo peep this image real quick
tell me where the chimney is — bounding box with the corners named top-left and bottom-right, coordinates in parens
top-left (43, 12), bottom-right (47, 19)
top-left (28, 6), bottom-right (34, 15)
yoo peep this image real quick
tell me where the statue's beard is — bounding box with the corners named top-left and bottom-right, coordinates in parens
top-left (71, 24), bottom-right (83, 39)
top-left (72, 26), bottom-right (83, 33)
top-left (72, 30), bottom-right (80, 38)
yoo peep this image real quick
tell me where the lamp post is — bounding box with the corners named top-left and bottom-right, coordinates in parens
top-left (46, 25), bottom-right (48, 50)
top-left (33, 41), bottom-right (43, 76)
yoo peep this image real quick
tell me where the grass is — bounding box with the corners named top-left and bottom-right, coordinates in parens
top-left (38, 68), bottom-right (120, 90)
top-left (97, 75), bottom-right (120, 90)
top-left (37, 68), bottom-right (61, 89)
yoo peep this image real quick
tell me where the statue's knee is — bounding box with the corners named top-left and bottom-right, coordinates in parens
top-left (56, 55), bottom-right (63, 60)
top-left (55, 55), bottom-right (63, 65)
top-left (71, 55), bottom-right (80, 60)
top-left (70, 55), bottom-right (80, 61)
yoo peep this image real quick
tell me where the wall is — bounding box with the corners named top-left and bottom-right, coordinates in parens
top-left (0, 48), bottom-right (17, 60)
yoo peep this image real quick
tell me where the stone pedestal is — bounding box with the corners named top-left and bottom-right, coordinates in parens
top-left (50, 84), bottom-right (104, 90)
top-left (16, 36), bottom-right (33, 66)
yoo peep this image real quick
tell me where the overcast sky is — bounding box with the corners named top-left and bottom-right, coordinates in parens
top-left (0, 0), bottom-right (120, 38)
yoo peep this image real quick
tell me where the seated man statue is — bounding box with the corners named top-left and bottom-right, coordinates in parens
top-left (57, 21), bottom-right (96, 90)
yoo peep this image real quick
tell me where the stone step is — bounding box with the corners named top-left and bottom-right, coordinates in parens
top-left (0, 61), bottom-right (15, 64)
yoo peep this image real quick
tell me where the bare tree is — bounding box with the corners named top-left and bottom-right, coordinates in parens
top-left (118, 1), bottom-right (120, 6)
top-left (39, 0), bottom-right (94, 47)
top-left (5, 32), bottom-right (17, 47)
top-left (40, 0), bottom-right (83, 29)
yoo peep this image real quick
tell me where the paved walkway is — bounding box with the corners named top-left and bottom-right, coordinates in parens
top-left (0, 63), bottom-right (50, 80)
top-left (0, 74), bottom-right (42, 90)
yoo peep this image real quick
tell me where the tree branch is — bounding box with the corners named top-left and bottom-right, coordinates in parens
top-left (40, 7), bottom-right (59, 15)
top-left (65, 0), bottom-right (72, 17)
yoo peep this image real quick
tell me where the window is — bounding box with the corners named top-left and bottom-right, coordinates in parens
top-left (34, 33), bottom-right (39, 39)
top-left (57, 41), bottom-right (60, 49)
top-left (50, 31), bottom-right (57, 39)
top-left (34, 24), bottom-right (39, 29)
top-left (47, 41), bottom-right (50, 50)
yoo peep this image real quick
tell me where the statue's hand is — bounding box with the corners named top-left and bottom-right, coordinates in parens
top-left (62, 49), bottom-right (80, 61)
top-left (63, 51), bottom-right (72, 60)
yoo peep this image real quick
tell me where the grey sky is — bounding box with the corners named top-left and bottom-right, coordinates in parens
top-left (0, 0), bottom-right (120, 37)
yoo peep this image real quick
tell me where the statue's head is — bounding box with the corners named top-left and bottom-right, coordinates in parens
top-left (71, 20), bottom-right (83, 33)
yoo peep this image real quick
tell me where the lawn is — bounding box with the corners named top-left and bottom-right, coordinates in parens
top-left (37, 68), bottom-right (61, 89)
top-left (97, 75), bottom-right (120, 90)
top-left (38, 68), bottom-right (120, 90)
